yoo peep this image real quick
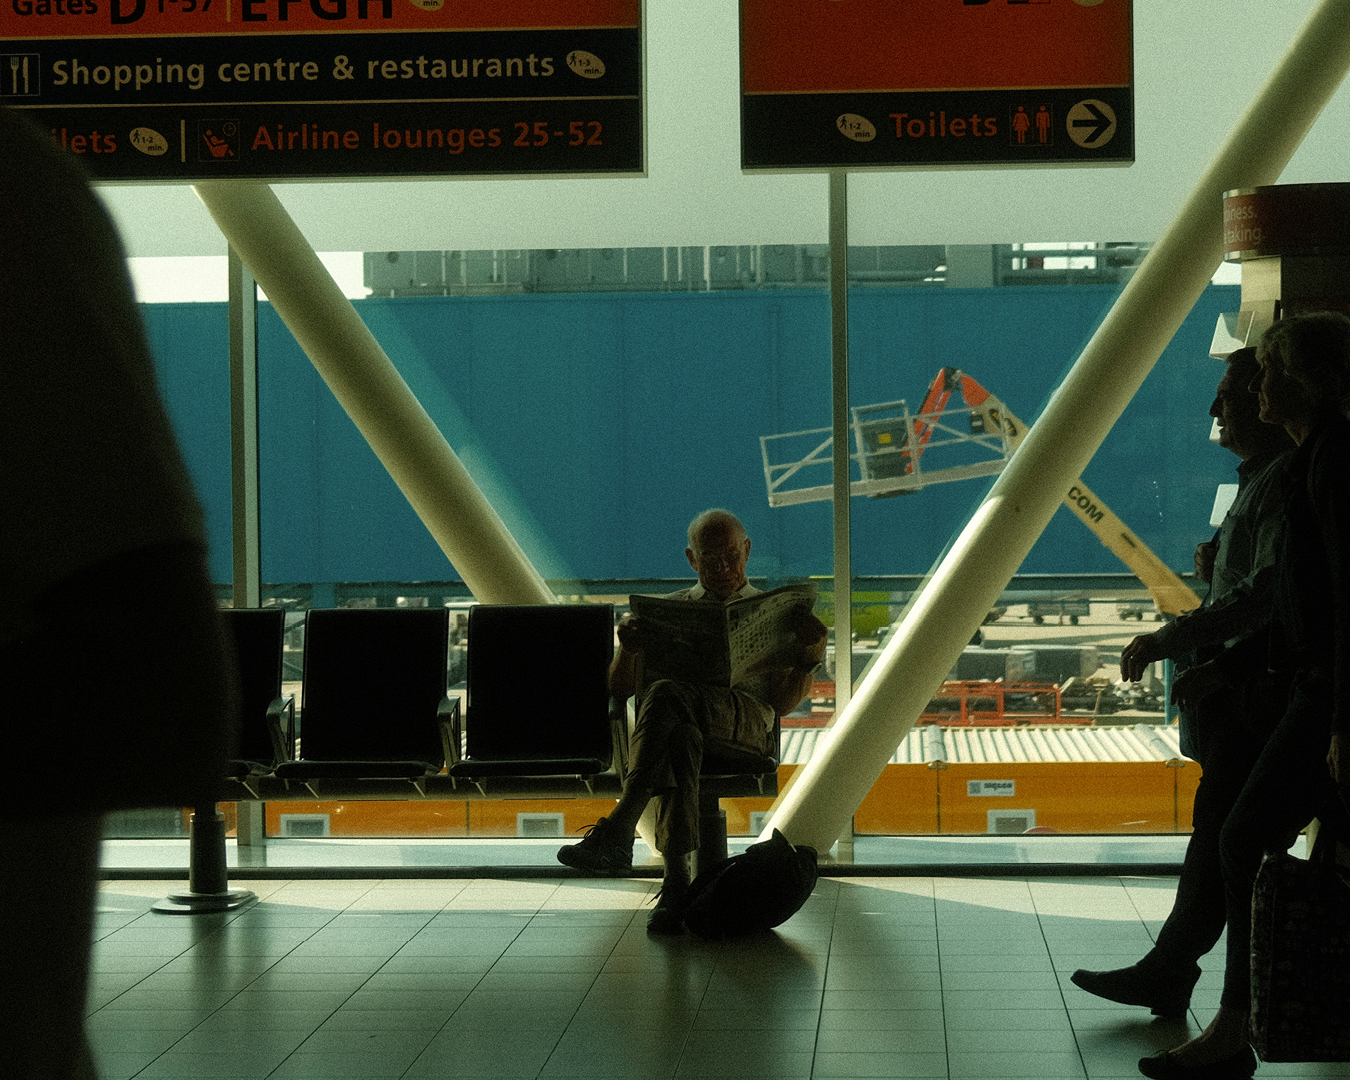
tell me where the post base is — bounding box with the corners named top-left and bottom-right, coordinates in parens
top-left (152, 889), bottom-right (257, 915)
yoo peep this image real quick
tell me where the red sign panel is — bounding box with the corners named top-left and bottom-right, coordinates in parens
top-left (740, 0), bottom-right (1133, 170)
top-left (1, 0), bottom-right (642, 179)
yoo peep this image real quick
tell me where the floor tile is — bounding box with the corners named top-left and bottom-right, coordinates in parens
top-left (821, 989), bottom-right (942, 1010)
top-left (810, 1051), bottom-right (948, 1077)
top-left (943, 988), bottom-right (1067, 1010)
top-left (947, 1050), bottom-right (1087, 1077)
top-left (268, 1048), bottom-right (420, 1077)
top-left (88, 1050), bottom-right (160, 1080)
top-left (133, 1048), bottom-right (296, 1077)
top-left (816, 1009), bottom-right (946, 1032)
top-left (813, 1026), bottom-right (948, 1054)
top-left (946, 1026), bottom-right (1080, 1053)
top-left (674, 1047), bottom-right (815, 1077)
top-left (321, 1007), bottom-right (453, 1031)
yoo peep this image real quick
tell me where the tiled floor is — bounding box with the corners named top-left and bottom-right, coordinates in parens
top-left (88, 874), bottom-right (1350, 1080)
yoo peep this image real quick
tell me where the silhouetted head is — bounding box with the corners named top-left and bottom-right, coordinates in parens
top-left (685, 509), bottom-right (750, 601)
top-left (1210, 347), bottom-right (1292, 460)
top-left (1253, 312), bottom-right (1350, 439)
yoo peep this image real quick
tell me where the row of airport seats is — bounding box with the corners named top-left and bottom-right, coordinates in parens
top-left (221, 605), bottom-right (781, 869)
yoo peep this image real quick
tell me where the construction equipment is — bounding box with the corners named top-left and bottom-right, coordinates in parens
top-left (760, 368), bottom-right (1202, 617)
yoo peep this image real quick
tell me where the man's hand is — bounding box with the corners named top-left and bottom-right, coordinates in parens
top-left (608, 616), bottom-right (646, 702)
top-left (1194, 540), bottom-right (1218, 585)
top-left (762, 609), bottom-right (829, 716)
top-left (1170, 660), bottom-right (1224, 712)
top-left (615, 615), bottom-right (647, 655)
top-left (1120, 634), bottom-right (1163, 682)
top-left (790, 609), bottom-right (828, 671)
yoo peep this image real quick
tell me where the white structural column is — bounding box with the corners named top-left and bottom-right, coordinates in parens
top-left (194, 181), bottom-right (555, 606)
top-left (769, 0), bottom-right (1350, 853)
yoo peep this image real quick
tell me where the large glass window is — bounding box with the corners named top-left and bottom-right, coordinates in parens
top-left (116, 243), bottom-right (1238, 851)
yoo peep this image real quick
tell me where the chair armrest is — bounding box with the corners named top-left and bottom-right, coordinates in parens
top-left (266, 694), bottom-right (296, 765)
top-left (438, 696), bottom-right (462, 768)
top-left (608, 697), bottom-right (630, 777)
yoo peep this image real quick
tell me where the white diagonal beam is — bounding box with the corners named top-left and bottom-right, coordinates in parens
top-left (195, 181), bottom-right (554, 606)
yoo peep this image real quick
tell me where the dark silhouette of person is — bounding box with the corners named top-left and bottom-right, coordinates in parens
top-left (1137, 313), bottom-right (1350, 1080)
top-left (0, 105), bottom-right (236, 1079)
top-left (1073, 348), bottom-right (1294, 1027)
top-left (557, 510), bottom-right (825, 935)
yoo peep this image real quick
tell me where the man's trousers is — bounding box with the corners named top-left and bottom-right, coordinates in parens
top-left (626, 679), bottom-right (771, 856)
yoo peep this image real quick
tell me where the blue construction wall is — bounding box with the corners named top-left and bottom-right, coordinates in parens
top-left (141, 284), bottom-right (1241, 586)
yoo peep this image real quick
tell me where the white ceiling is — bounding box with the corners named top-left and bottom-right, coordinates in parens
top-left (99, 0), bottom-right (1350, 257)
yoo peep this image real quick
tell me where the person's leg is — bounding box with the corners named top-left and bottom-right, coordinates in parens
top-left (1149, 700), bottom-right (1260, 967)
top-left (1217, 689), bottom-right (1343, 1018)
top-left (617, 679), bottom-right (753, 848)
top-left (646, 721), bottom-right (703, 934)
top-left (1073, 694), bottom-right (1259, 1016)
top-left (611, 682), bottom-right (696, 836)
top-left (558, 680), bottom-right (699, 875)
top-left (652, 719), bottom-right (703, 860)
top-left (0, 812), bottom-right (103, 1080)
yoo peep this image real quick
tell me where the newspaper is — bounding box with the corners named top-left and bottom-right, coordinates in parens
top-left (629, 582), bottom-right (819, 690)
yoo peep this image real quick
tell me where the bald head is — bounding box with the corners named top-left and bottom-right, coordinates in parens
top-left (685, 509), bottom-right (751, 600)
top-left (687, 509), bottom-right (746, 548)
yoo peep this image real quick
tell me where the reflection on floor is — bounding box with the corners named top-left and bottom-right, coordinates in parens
top-left (88, 873), bottom-right (1349, 1080)
top-left (100, 834), bottom-right (1196, 873)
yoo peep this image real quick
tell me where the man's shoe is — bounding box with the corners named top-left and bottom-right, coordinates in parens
top-left (557, 817), bottom-right (633, 876)
top-left (1070, 961), bottom-right (1201, 1019)
top-left (1137, 1045), bottom-right (1257, 1080)
top-left (646, 884), bottom-right (686, 936)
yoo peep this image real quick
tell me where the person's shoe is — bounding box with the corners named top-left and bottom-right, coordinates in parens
top-left (646, 882), bottom-right (687, 936)
top-left (557, 817), bottom-right (633, 876)
top-left (1070, 961), bottom-right (1201, 1019)
top-left (1137, 1044), bottom-right (1257, 1080)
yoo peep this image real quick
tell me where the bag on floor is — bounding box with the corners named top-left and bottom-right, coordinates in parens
top-left (1250, 828), bottom-right (1350, 1062)
top-left (682, 829), bottom-right (818, 940)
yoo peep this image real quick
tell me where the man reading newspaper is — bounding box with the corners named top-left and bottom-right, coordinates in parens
top-left (558, 509), bottom-right (827, 934)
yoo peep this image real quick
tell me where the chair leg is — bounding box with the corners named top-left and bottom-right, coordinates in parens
top-left (697, 793), bottom-right (728, 872)
top-left (153, 804), bottom-right (257, 915)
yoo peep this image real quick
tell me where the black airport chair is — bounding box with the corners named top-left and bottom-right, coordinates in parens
top-left (221, 607), bottom-right (294, 793)
top-left (447, 603), bottom-right (615, 783)
top-left (275, 607), bottom-right (455, 793)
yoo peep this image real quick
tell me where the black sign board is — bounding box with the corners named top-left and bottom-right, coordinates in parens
top-left (740, 0), bottom-right (1132, 171)
top-left (1, 0), bottom-right (642, 180)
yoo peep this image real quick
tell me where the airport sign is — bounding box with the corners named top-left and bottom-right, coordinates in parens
top-left (0, 0), bottom-right (642, 180)
top-left (740, 0), bottom-right (1133, 171)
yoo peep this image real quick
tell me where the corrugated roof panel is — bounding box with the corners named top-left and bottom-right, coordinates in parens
top-left (894, 728), bottom-right (930, 765)
top-left (779, 728), bottom-right (818, 766)
top-left (776, 724), bottom-right (1187, 767)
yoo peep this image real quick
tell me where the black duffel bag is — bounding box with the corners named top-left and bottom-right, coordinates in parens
top-left (682, 829), bottom-right (818, 940)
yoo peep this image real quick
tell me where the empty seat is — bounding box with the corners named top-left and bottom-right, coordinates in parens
top-left (221, 607), bottom-right (294, 781)
top-left (275, 608), bottom-right (454, 784)
top-left (448, 604), bottom-right (615, 778)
